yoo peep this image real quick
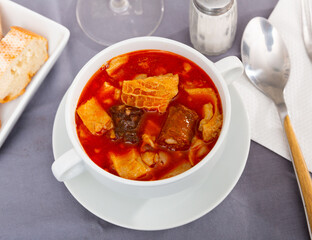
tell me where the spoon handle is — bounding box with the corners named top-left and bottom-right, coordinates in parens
top-left (283, 115), bottom-right (312, 235)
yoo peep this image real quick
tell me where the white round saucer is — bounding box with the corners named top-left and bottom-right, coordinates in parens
top-left (52, 85), bottom-right (250, 231)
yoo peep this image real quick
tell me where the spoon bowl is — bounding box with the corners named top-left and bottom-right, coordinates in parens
top-left (241, 17), bottom-right (312, 237)
top-left (241, 17), bottom-right (290, 106)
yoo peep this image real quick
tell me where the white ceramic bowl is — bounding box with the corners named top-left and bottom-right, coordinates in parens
top-left (52, 37), bottom-right (243, 198)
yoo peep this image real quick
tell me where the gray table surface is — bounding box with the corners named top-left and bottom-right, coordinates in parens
top-left (0, 0), bottom-right (310, 239)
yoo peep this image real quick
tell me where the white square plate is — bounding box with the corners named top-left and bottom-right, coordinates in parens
top-left (0, 0), bottom-right (70, 148)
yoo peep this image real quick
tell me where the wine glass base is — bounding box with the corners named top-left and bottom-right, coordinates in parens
top-left (76, 0), bottom-right (164, 46)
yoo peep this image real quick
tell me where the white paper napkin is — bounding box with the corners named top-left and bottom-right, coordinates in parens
top-left (233, 0), bottom-right (312, 171)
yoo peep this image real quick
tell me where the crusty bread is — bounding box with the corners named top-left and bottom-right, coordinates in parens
top-left (0, 26), bottom-right (48, 103)
top-left (0, 9), bottom-right (3, 39)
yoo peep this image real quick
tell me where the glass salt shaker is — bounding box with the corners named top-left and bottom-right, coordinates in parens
top-left (189, 0), bottom-right (237, 56)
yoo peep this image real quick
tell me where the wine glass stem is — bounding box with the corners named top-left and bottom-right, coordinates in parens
top-left (134, 0), bottom-right (143, 15)
top-left (109, 0), bottom-right (129, 13)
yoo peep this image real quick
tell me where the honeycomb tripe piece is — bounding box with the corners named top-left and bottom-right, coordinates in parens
top-left (77, 97), bottom-right (113, 135)
top-left (201, 104), bottom-right (222, 142)
top-left (0, 26), bottom-right (48, 103)
top-left (160, 161), bottom-right (192, 179)
top-left (106, 55), bottom-right (129, 76)
top-left (185, 88), bottom-right (223, 142)
top-left (121, 73), bottom-right (179, 112)
top-left (108, 149), bottom-right (148, 180)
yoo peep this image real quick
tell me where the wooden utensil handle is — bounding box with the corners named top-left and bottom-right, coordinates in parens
top-left (284, 115), bottom-right (312, 234)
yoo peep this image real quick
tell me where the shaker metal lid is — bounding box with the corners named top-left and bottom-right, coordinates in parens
top-left (194, 0), bottom-right (234, 15)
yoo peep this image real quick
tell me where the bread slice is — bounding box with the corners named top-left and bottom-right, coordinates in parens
top-left (0, 26), bottom-right (48, 103)
top-left (0, 9), bottom-right (3, 39)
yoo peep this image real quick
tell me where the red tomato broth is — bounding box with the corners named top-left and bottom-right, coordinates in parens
top-left (76, 50), bottom-right (223, 181)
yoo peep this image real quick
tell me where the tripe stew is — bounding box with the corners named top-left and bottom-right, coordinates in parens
top-left (75, 50), bottom-right (223, 181)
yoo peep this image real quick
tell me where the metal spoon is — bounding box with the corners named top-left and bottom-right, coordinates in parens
top-left (241, 17), bottom-right (312, 237)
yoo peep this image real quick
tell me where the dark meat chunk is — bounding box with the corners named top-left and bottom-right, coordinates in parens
top-left (110, 105), bottom-right (144, 144)
top-left (157, 104), bottom-right (198, 151)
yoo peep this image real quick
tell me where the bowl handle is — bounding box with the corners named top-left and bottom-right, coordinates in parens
top-left (51, 148), bottom-right (85, 182)
top-left (214, 56), bottom-right (244, 85)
